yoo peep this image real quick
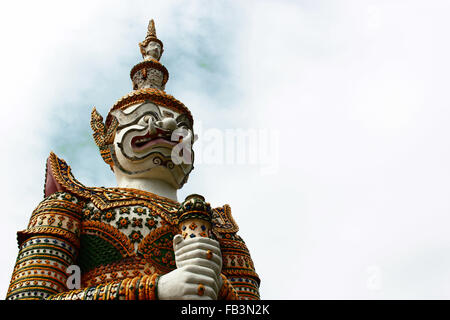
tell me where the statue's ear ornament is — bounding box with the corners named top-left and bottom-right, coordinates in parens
top-left (91, 107), bottom-right (118, 168)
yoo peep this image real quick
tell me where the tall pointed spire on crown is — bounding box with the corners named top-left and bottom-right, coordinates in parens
top-left (131, 19), bottom-right (169, 91)
top-left (99, 19), bottom-right (193, 170)
top-left (139, 19), bottom-right (164, 61)
top-left (147, 19), bottom-right (157, 39)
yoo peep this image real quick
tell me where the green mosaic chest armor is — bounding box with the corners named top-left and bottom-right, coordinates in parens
top-left (78, 199), bottom-right (180, 286)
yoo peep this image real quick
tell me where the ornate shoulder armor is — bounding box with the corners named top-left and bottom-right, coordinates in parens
top-left (17, 192), bottom-right (83, 249)
top-left (213, 205), bottom-right (260, 300)
top-left (212, 205), bottom-right (239, 234)
top-left (45, 152), bottom-right (96, 200)
top-left (45, 152), bottom-right (178, 221)
top-left (16, 152), bottom-right (87, 249)
top-left (8, 190), bottom-right (84, 299)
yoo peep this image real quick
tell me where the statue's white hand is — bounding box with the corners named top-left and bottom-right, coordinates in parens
top-left (157, 235), bottom-right (223, 300)
top-left (174, 235), bottom-right (222, 274)
top-left (157, 264), bottom-right (219, 300)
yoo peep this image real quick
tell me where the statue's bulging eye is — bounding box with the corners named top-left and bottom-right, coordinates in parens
top-left (162, 111), bottom-right (174, 118)
top-left (137, 114), bottom-right (154, 126)
top-left (177, 121), bottom-right (190, 130)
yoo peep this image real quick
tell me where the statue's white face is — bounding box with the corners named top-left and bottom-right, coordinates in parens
top-left (144, 41), bottom-right (162, 61)
top-left (111, 102), bottom-right (194, 188)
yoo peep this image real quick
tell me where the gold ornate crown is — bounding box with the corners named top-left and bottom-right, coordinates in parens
top-left (139, 19), bottom-right (164, 59)
top-left (91, 19), bottom-right (193, 170)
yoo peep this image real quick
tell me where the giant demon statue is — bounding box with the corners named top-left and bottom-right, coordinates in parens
top-left (6, 19), bottom-right (260, 300)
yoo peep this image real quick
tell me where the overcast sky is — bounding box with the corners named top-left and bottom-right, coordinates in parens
top-left (1, 0), bottom-right (450, 299)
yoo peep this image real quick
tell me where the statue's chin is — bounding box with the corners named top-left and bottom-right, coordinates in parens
top-left (126, 166), bottom-right (181, 188)
top-left (113, 148), bottom-right (192, 189)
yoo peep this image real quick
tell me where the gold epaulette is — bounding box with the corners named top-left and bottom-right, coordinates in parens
top-left (17, 191), bottom-right (84, 248)
top-left (212, 205), bottom-right (260, 290)
top-left (212, 205), bottom-right (239, 234)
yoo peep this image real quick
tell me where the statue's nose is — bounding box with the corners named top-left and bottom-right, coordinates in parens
top-left (155, 118), bottom-right (177, 131)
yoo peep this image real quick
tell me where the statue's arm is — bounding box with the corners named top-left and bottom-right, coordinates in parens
top-left (6, 191), bottom-right (161, 300)
top-left (6, 191), bottom-right (83, 300)
top-left (218, 233), bottom-right (260, 300)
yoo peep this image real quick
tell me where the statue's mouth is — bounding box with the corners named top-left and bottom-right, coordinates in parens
top-left (131, 128), bottom-right (177, 151)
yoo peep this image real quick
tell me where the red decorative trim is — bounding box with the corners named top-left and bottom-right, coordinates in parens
top-left (45, 156), bottom-right (64, 197)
